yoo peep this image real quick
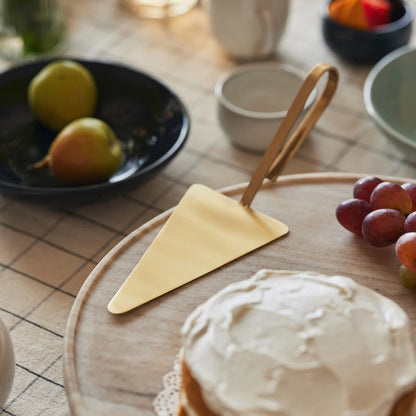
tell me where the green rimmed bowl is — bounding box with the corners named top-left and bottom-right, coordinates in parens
top-left (364, 46), bottom-right (416, 151)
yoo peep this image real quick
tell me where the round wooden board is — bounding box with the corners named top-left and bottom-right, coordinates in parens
top-left (63, 172), bottom-right (416, 416)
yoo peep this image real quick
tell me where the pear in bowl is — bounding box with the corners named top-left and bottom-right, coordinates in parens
top-left (28, 60), bottom-right (97, 132)
top-left (33, 117), bottom-right (123, 186)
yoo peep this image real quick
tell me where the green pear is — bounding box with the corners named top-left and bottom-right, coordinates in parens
top-left (28, 60), bottom-right (97, 132)
top-left (39, 117), bottom-right (123, 185)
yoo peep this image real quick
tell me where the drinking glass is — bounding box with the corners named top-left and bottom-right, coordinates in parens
top-left (120, 0), bottom-right (198, 19)
top-left (0, 0), bottom-right (66, 60)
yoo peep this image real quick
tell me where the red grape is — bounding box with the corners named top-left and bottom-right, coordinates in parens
top-left (395, 232), bottom-right (416, 272)
top-left (361, 208), bottom-right (405, 247)
top-left (404, 212), bottom-right (416, 233)
top-left (353, 176), bottom-right (382, 202)
top-left (336, 198), bottom-right (372, 236)
top-left (402, 182), bottom-right (416, 212)
top-left (398, 265), bottom-right (416, 290)
top-left (370, 182), bottom-right (413, 215)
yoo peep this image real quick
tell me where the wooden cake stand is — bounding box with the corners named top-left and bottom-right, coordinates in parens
top-left (63, 172), bottom-right (416, 416)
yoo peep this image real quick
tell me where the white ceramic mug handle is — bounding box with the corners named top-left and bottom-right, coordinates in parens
top-left (0, 318), bottom-right (15, 409)
top-left (256, 3), bottom-right (274, 55)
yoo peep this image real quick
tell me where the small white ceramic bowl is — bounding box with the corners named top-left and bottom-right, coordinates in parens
top-left (0, 317), bottom-right (14, 409)
top-left (215, 63), bottom-right (316, 153)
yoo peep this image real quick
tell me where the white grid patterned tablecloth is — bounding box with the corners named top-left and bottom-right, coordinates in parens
top-left (1, 0), bottom-right (416, 414)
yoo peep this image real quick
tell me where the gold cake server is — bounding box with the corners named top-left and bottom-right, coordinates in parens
top-left (108, 62), bottom-right (338, 314)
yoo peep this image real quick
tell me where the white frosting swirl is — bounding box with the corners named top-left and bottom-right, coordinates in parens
top-left (180, 270), bottom-right (416, 416)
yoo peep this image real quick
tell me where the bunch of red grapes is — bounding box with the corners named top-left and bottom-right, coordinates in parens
top-left (336, 176), bottom-right (416, 288)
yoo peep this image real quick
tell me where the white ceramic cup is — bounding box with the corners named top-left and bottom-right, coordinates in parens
top-left (215, 62), bottom-right (316, 153)
top-left (206, 0), bottom-right (290, 60)
top-left (0, 317), bottom-right (15, 409)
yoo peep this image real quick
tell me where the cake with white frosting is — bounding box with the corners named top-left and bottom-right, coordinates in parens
top-left (177, 270), bottom-right (416, 416)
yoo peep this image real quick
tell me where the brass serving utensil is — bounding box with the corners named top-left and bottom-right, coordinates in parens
top-left (107, 62), bottom-right (339, 314)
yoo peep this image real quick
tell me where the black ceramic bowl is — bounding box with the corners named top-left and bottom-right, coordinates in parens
top-left (322, 0), bottom-right (413, 64)
top-left (0, 58), bottom-right (190, 203)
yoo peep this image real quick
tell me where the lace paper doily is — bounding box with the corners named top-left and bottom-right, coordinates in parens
top-left (153, 355), bottom-right (181, 416)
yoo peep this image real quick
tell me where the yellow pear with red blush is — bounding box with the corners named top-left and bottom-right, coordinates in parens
top-left (34, 117), bottom-right (123, 185)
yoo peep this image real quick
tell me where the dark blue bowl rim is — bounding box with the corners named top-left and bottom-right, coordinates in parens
top-left (322, 0), bottom-right (414, 34)
top-left (0, 58), bottom-right (190, 200)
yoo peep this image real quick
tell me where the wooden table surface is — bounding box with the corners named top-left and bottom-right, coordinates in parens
top-left (1, 0), bottom-right (416, 415)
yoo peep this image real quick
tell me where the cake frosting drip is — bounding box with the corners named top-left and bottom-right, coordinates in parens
top-left (180, 270), bottom-right (416, 416)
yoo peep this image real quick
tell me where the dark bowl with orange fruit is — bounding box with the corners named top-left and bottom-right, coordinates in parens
top-left (322, 0), bottom-right (413, 64)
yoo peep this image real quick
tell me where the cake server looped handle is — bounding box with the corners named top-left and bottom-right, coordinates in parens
top-left (240, 62), bottom-right (339, 207)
